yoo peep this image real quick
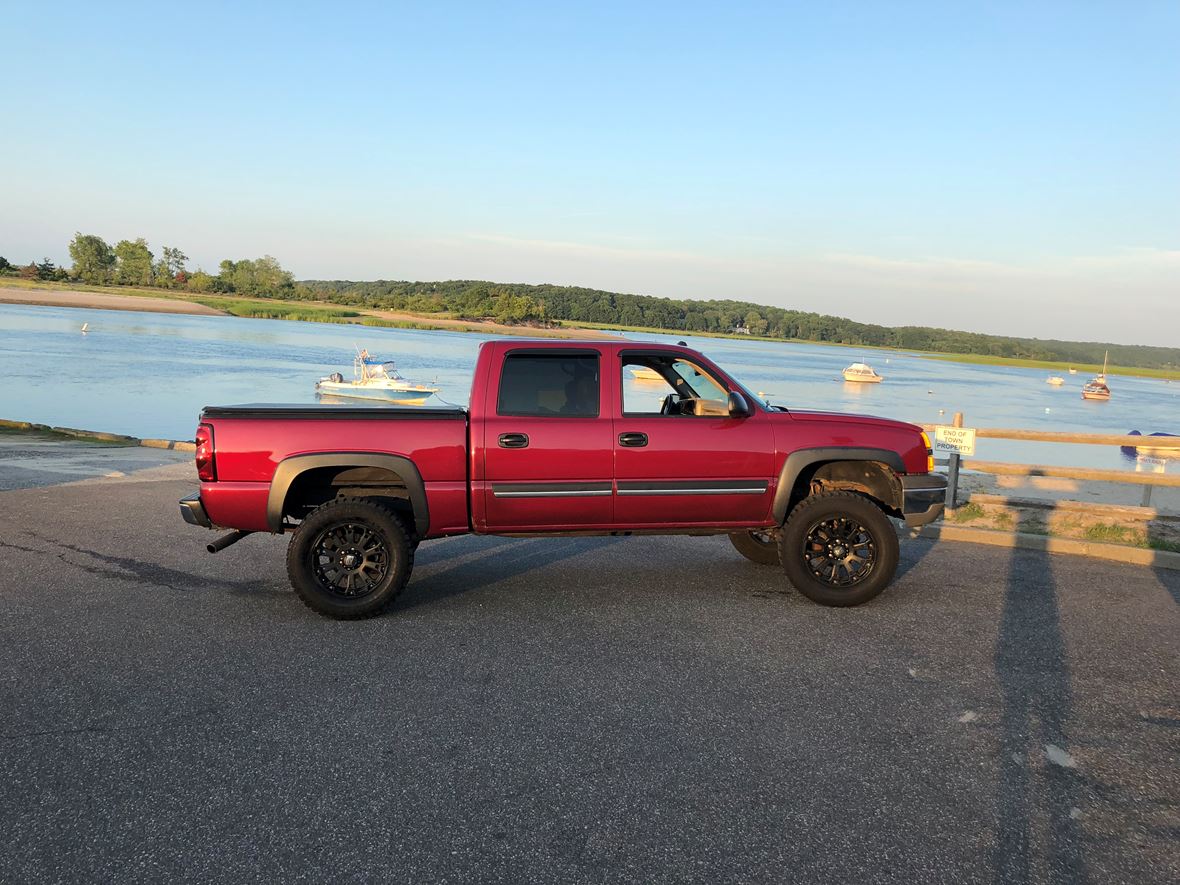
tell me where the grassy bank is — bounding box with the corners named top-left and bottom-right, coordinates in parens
top-left (921, 351), bottom-right (1180, 381)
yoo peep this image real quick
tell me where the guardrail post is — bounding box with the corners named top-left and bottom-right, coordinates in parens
top-left (945, 411), bottom-right (963, 509)
top-left (1141, 484), bottom-right (1153, 507)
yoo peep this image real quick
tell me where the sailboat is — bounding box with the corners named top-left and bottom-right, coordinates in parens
top-left (1081, 352), bottom-right (1111, 401)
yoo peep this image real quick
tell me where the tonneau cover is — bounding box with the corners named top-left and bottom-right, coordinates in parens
top-left (201, 404), bottom-right (468, 420)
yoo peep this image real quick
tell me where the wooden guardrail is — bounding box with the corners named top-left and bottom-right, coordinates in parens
top-left (923, 415), bottom-right (1178, 508)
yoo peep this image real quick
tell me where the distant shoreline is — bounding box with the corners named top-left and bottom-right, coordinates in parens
top-left (3, 282), bottom-right (1178, 379)
top-left (0, 284), bottom-right (620, 340)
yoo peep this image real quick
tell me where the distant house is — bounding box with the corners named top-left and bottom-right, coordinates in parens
top-left (731, 325), bottom-right (750, 335)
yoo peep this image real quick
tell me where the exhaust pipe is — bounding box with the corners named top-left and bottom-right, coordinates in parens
top-left (207, 530), bottom-right (252, 554)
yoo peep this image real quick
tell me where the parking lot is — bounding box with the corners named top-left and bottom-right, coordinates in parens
top-left (1, 441), bottom-right (1177, 883)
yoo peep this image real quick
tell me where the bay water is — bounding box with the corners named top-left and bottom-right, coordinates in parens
top-left (1, 303), bottom-right (1176, 472)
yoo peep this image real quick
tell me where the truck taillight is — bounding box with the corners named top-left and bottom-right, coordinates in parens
top-left (195, 423), bottom-right (216, 482)
top-left (920, 431), bottom-right (934, 472)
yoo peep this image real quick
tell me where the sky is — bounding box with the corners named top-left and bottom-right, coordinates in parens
top-left (2, 1), bottom-right (1177, 345)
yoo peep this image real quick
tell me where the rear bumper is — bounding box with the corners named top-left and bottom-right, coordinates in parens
top-left (179, 492), bottom-right (212, 529)
top-left (900, 473), bottom-right (947, 528)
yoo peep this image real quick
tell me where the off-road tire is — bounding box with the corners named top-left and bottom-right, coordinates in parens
top-left (728, 530), bottom-right (781, 566)
top-left (779, 491), bottom-right (899, 607)
top-left (286, 497), bottom-right (414, 619)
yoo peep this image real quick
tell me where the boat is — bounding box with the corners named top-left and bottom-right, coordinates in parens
top-left (1119, 431), bottom-right (1180, 460)
top-left (1046, 376), bottom-right (1064, 386)
top-left (842, 362), bottom-right (883, 383)
top-left (628, 366), bottom-right (665, 382)
top-left (315, 349), bottom-right (439, 403)
top-left (1081, 351), bottom-right (1111, 401)
top-left (1068, 367), bottom-right (1077, 375)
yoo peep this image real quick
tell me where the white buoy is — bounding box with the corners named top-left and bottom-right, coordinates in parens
top-left (938, 409), bottom-right (946, 415)
top-left (81, 323), bottom-right (89, 334)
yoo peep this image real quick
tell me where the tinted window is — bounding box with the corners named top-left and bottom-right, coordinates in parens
top-left (497, 354), bottom-right (600, 417)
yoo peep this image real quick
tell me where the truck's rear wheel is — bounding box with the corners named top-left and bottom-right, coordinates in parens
top-left (286, 498), bottom-right (413, 619)
top-left (728, 530), bottom-right (781, 565)
top-left (779, 491), bottom-right (898, 607)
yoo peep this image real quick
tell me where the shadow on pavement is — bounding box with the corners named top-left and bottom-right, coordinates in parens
top-left (400, 535), bottom-right (623, 611)
top-left (991, 511), bottom-right (1086, 883)
top-left (1153, 556), bottom-right (1180, 605)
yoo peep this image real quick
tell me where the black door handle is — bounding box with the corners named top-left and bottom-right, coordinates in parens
top-left (498, 433), bottom-right (529, 449)
top-left (618, 432), bottom-right (648, 448)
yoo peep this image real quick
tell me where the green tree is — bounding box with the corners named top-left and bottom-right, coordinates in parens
top-left (68, 233), bottom-right (115, 283)
top-left (187, 269), bottom-right (222, 292)
top-left (217, 255), bottom-right (294, 296)
top-left (114, 238), bottom-right (154, 286)
top-left (154, 245), bottom-right (189, 287)
top-left (0, 256), bottom-right (12, 272)
top-left (744, 310), bottom-right (768, 336)
top-left (36, 257), bottom-right (56, 280)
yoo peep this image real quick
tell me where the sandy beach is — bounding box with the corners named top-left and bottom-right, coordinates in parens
top-left (0, 286), bottom-right (226, 316)
top-left (0, 285), bottom-right (619, 339)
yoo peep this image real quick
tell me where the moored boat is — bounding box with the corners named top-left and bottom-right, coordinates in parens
top-left (1046, 376), bottom-right (1064, 386)
top-left (1119, 430), bottom-right (1180, 460)
top-left (1081, 351), bottom-right (1111, 401)
top-left (316, 349), bottom-right (439, 403)
top-left (842, 362), bottom-right (883, 383)
top-left (628, 366), bottom-right (665, 382)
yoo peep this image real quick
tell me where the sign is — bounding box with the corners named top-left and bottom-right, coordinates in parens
top-left (933, 425), bottom-right (976, 457)
top-left (1135, 455), bottom-right (1166, 474)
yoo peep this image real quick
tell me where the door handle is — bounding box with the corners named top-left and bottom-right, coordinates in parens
top-left (618, 432), bottom-right (648, 447)
top-left (498, 432), bottom-right (529, 449)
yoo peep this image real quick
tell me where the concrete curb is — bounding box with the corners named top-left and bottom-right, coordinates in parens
top-left (909, 523), bottom-right (1180, 571)
top-left (0, 418), bottom-right (196, 452)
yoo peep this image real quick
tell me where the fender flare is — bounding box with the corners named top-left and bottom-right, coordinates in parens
top-left (267, 452), bottom-right (429, 537)
top-left (772, 447), bottom-right (905, 524)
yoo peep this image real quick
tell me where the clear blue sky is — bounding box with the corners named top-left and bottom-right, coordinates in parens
top-left (2, 1), bottom-right (1177, 345)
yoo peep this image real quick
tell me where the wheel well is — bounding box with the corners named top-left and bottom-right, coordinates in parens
top-left (788, 460), bottom-right (902, 519)
top-left (282, 466), bottom-right (416, 530)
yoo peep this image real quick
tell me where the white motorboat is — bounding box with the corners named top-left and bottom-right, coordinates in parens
top-left (842, 362), bottom-right (883, 383)
top-left (316, 349), bottom-right (439, 403)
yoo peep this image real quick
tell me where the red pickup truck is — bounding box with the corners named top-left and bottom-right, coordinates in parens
top-left (180, 339), bottom-right (945, 618)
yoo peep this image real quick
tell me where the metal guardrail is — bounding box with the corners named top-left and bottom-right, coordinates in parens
top-left (923, 416), bottom-right (1178, 508)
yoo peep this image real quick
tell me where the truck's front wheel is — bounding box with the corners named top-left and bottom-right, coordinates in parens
top-left (286, 498), bottom-right (413, 619)
top-left (779, 491), bottom-right (898, 607)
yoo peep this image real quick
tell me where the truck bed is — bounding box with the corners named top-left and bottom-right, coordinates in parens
top-left (199, 403), bottom-right (470, 535)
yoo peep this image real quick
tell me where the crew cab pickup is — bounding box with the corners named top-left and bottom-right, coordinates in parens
top-left (180, 340), bottom-right (946, 618)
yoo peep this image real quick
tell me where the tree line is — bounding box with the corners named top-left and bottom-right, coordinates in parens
top-left (295, 278), bottom-right (1180, 370)
top-left (2, 235), bottom-right (1177, 369)
top-left (0, 233), bottom-right (295, 298)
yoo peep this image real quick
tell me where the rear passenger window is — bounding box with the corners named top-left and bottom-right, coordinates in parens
top-left (497, 354), bottom-right (600, 417)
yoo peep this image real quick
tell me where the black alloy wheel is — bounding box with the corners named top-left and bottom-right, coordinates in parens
top-left (310, 521), bottom-right (390, 599)
top-left (286, 498), bottom-right (413, 619)
top-left (801, 516), bottom-right (876, 587)
top-left (779, 490), bottom-right (899, 607)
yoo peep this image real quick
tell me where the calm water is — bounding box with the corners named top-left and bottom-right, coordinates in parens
top-left (1, 303), bottom-right (1177, 472)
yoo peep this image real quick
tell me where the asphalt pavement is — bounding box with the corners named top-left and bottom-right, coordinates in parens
top-left (1, 442), bottom-right (1177, 884)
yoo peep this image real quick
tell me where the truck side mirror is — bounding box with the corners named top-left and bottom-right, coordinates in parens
top-left (728, 391), bottom-right (751, 418)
